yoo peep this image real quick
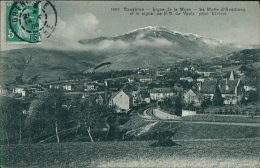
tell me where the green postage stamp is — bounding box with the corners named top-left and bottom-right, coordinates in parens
top-left (5, 1), bottom-right (57, 44)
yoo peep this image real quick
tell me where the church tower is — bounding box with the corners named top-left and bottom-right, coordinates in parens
top-left (229, 71), bottom-right (234, 80)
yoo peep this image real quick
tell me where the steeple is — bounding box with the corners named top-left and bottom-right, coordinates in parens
top-left (229, 71), bottom-right (234, 80)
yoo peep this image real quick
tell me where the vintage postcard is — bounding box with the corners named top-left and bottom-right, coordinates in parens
top-left (1, 1), bottom-right (259, 167)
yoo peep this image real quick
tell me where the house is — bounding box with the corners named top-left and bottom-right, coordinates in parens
top-left (173, 85), bottom-right (183, 94)
top-left (149, 87), bottom-right (175, 100)
top-left (62, 85), bottom-right (73, 91)
top-left (49, 84), bottom-right (61, 89)
top-left (200, 72), bottom-right (245, 105)
top-left (139, 90), bottom-right (151, 104)
top-left (22, 89), bottom-right (28, 97)
top-left (215, 68), bottom-right (223, 73)
top-left (240, 76), bottom-right (258, 92)
top-left (38, 84), bottom-right (43, 88)
top-left (109, 88), bottom-right (133, 110)
top-left (183, 89), bottom-right (201, 107)
top-left (213, 65), bottom-right (223, 69)
top-left (128, 77), bottom-right (135, 83)
top-left (114, 77), bottom-right (128, 84)
top-left (180, 77), bottom-right (193, 82)
top-left (84, 82), bottom-right (99, 91)
top-left (196, 68), bottom-right (215, 77)
top-left (34, 88), bottom-right (45, 93)
top-left (108, 87), bottom-right (119, 92)
top-left (156, 68), bottom-right (168, 76)
top-left (197, 78), bottom-right (206, 83)
top-left (139, 76), bottom-right (153, 82)
top-left (0, 86), bottom-right (8, 95)
top-left (13, 87), bottom-right (24, 93)
top-left (236, 71), bottom-right (244, 77)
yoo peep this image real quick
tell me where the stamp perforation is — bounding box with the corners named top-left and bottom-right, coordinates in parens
top-left (4, 1), bottom-right (43, 45)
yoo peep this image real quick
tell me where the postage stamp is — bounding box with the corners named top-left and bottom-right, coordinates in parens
top-left (5, 1), bottom-right (57, 44)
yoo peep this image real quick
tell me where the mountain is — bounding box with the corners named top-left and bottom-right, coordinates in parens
top-left (228, 49), bottom-right (260, 62)
top-left (1, 26), bottom-right (253, 84)
top-left (79, 26), bottom-right (249, 71)
top-left (1, 48), bottom-right (105, 84)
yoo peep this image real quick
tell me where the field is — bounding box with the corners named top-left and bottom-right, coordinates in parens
top-left (1, 139), bottom-right (259, 167)
top-left (121, 115), bottom-right (260, 141)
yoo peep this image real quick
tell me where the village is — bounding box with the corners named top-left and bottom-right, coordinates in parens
top-left (1, 56), bottom-right (259, 119)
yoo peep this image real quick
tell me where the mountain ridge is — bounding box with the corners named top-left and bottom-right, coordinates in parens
top-left (78, 26), bottom-right (249, 71)
top-left (1, 26), bottom-right (255, 83)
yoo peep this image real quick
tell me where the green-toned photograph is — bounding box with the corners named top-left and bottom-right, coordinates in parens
top-left (1, 1), bottom-right (259, 167)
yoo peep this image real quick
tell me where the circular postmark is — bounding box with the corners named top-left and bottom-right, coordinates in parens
top-left (9, 1), bottom-right (57, 43)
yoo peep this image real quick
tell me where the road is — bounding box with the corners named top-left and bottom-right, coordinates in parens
top-left (144, 119), bottom-right (260, 127)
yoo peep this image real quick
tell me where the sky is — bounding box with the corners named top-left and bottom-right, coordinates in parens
top-left (1, 1), bottom-right (259, 51)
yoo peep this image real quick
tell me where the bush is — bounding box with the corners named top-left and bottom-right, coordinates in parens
top-left (201, 97), bottom-right (212, 108)
top-left (242, 110), bottom-right (246, 115)
top-left (229, 108), bottom-right (233, 115)
top-left (219, 109), bottom-right (223, 115)
top-left (235, 109), bottom-right (239, 115)
top-left (224, 109), bottom-right (228, 115)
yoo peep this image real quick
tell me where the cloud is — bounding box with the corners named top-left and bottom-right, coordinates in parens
top-left (97, 40), bottom-right (130, 50)
top-left (46, 13), bottom-right (100, 41)
top-left (134, 37), bottom-right (172, 47)
top-left (91, 34), bottom-right (173, 51)
top-left (37, 13), bottom-right (174, 51)
top-left (39, 12), bottom-right (103, 50)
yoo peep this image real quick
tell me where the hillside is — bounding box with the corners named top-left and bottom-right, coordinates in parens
top-left (1, 48), bottom-right (105, 84)
top-left (120, 116), bottom-right (259, 141)
top-left (228, 49), bottom-right (260, 62)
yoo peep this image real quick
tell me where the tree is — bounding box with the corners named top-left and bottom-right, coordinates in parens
top-left (43, 89), bottom-right (70, 143)
top-left (219, 109), bottom-right (223, 115)
top-left (26, 99), bottom-right (48, 141)
top-left (70, 99), bottom-right (115, 142)
top-left (174, 93), bottom-right (183, 116)
top-left (235, 109), bottom-right (239, 115)
top-left (201, 96), bottom-right (212, 108)
top-left (26, 89), bottom-right (69, 143)
top-left (229, 108), bottom-right (233, 115)
top-left (212, 85), bottom-right (223, 106)
top-left (15, 76), bottom-right (25, 84)
top-left (161, 96), bottom-right (175, 113)
top-left (224, 109), bottom-right (228, 115)
top-left (0, 97), bottom-right (25, 145)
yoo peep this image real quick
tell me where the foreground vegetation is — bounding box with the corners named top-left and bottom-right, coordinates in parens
top-left (1, 139), bottom-right (258, 167)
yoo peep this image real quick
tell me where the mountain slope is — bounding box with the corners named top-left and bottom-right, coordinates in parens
top-left (1, 48), bottom-right (105, 84)
top-left (79, 26), bottom-right (247, 71)
top-left (1, 26), bottom-right (253, 83)
top-left (228, 49), bottom-right (260, 62)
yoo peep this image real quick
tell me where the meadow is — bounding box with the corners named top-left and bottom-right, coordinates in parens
top-left (1, 139), bottom-right (259, 167)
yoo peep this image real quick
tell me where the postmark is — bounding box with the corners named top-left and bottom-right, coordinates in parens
top-left (5, 1), bottom-right (57, 44)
